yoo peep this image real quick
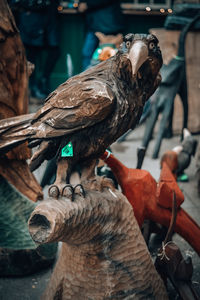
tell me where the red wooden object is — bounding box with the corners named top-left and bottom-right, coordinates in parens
top-left (100, 150), bottom-right (200, 255)
top-left (160, 150), bottom-right (178, 177)
top-left (157, 162), bottom-right (184, 209)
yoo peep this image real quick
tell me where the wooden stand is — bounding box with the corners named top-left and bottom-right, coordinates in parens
top-left (29, 189), bottom-right (168, 299)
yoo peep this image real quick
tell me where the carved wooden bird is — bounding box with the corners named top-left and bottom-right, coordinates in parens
top-left (0, 33), bottom-right (162, 198)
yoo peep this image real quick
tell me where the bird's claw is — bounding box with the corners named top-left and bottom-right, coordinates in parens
top-left (48, 185), bottom-right (60, 199)
top-left (48, 184), bottom-right (74, 200)
top-left (74, 184), bottom-right (85, 198)
top-left (82, 176), bottom-right (115, 192)
top-left (48, 183), bottom-right (85, 201)
top-left (101, 176), bottom-right (116, 191)
top-left (62, 184), bottom-right (74, 201)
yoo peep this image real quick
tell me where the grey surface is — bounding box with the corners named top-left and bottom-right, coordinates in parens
top-left (0, 100), bottom-right (199, 299)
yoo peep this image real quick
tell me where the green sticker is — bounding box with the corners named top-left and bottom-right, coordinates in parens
top-left (177, 173), bottom-right (188, 182)
top-left (61, 142), bottom-right (73, 157)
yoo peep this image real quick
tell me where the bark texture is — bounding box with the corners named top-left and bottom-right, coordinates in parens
top-left (29, 189), bottom-right (168, 299)
top-left (0, 0), bottom-right (42, 201)
top-left (0, 0), bottom-right (29, 158)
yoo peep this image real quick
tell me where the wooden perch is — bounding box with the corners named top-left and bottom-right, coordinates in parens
top-left (29, 189), bottom-right (168, 299)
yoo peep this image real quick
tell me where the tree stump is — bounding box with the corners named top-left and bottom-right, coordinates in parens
top-left (29, 189), bottom-right (168, 299)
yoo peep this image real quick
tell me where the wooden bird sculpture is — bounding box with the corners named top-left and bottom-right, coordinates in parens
top-left (0, 33), bottom-right (162, 199)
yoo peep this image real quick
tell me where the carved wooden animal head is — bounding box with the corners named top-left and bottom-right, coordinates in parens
top-left (119, 33), bottom-right (162, 78)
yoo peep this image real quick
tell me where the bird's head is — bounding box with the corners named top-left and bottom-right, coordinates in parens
top-left (119, 33), bottom-right (163, 80)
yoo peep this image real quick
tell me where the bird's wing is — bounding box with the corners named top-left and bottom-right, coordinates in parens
top-left (32, 79), bottom-right (115, 138)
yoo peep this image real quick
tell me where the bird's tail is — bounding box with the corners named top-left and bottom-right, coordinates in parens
top-left (0, 113), bottom-right (35, 155)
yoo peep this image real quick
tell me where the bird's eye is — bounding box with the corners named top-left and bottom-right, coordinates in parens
top-left (126, 41), bottom-right (131, 48)
top-left (149, 42), bottom-right (155, 50)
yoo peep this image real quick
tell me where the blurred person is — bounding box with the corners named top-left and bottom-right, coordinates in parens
top-left (78, 0), bottom-right (124, 70)
top-left (12, 0), bottom-right (60, 99)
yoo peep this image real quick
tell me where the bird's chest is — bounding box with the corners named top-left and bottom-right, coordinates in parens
top-left (108, 94), bottom-right (142, 137)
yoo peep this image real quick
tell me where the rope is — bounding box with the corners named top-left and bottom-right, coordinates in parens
top-left (157, 241), bottom-right (176, 261)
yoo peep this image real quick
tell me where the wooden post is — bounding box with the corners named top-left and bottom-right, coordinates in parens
top-left (0, 0), bottom-right (42, 201)
top-left (29, 189), bottom-right (168, 299)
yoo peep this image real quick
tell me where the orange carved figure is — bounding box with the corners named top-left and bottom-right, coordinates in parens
top-left (101, 150), bottom-right (200, 255)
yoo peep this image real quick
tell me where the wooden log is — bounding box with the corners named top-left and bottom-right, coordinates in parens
top-left (29, 189), bottom-right (168, 300)
top-left (0, 0), bottom-right (42, 201)
top-left (0, 0), bottom-right (30, 160)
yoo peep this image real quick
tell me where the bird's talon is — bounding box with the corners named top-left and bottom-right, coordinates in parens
top-left (74, 184), bottom-right (85, 198)
top-left (62, 184), bottom-right (74, 201)
top-left (48, 185), bottom-right (60, 199)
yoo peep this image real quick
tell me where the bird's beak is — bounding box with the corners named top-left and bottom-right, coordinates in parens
top-left (128, 41), bottom-right (148, 76)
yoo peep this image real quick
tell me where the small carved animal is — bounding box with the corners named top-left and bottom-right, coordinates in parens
top-left (0, 33), bottom-right (162, 199)
top-left (161, 128), bottom-right (198, 177)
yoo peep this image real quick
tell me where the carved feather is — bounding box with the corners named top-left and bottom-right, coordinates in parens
top-left (0, 33), bottom-right (162, 171)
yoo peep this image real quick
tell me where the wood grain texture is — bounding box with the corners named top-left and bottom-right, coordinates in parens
top-left (0, 0), bottom-right (42, 201)
top-left (0, 158), bottom-right (43, 201)
top-left (0, 33), bottom-right (162, 178)
top-left (0, 0), bottom-right (30, 160)
top-left (29, 189), bottom-right (168, 299)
